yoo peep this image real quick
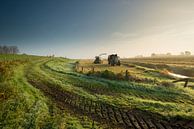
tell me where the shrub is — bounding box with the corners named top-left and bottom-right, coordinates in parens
top-left (100, 70), bottom-right (116, 79)
top-left (116, 72), bottom-right (125, 80)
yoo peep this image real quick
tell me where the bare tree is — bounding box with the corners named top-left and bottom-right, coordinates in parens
top-left (0, 45), bottom-right (19, 54)
top-left (11, 46), bottom-right (19, 54)
top-left (0, 46), bottom-right (3, 54)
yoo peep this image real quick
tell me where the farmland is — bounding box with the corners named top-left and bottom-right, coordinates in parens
top-left (0, 54), bottom-right (194, 129)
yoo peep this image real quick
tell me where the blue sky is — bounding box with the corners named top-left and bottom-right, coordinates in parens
top-left (1, 0), bottom-right (194, 58)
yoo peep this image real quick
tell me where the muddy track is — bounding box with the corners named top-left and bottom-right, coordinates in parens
top-left (27, 77), bottom-right (194, 129)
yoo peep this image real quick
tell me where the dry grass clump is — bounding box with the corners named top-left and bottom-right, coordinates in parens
top-left (159, 81), bottom-right (175, 87)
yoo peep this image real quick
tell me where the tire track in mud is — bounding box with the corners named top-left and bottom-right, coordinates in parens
top-left (27, 78), bottom-right (194, 129)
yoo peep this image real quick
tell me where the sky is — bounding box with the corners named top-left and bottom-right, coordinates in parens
top-left (1, 0), bottom-right (194, 58)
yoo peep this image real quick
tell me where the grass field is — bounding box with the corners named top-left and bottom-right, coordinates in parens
top-left (0, 54), bottom-right (194, 129)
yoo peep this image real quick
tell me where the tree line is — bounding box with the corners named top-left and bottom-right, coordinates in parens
top-left (151, 51), bottom-right (192, 57)
top-left (0, 45), bottom-right (19, 54)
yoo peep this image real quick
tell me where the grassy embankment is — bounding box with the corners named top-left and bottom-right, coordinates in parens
top-left (0, 55), bottom-right (100, 129)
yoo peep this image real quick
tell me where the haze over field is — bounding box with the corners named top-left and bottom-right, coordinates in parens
top-left (1, 0), bottom-right (194, 58)
top-left (1, 1), bottom-right (194, 128)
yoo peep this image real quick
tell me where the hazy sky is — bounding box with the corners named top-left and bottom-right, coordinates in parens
top-left (1, 0), bottom-right (194, 58)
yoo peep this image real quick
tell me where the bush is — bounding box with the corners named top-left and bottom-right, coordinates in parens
top-left (100, 70), bottom-right (116, 79)
top-left (116, 72), bottom-right (125, 80)
top-left (86, 70), bottom-right (118, 80)
top-left (86, 69), bottom-right (158, 83)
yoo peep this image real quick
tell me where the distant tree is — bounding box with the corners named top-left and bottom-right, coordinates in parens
top-left (151, 53), bottom-right (156, 57)
top-left (180, 52), bottom-right (185, 56)
top-left (166, 53), bottom-right (171, 56)
top-left (12, 46), bottom-right (19, 54)
top-left (0, 45), bottom-right (19, 54)
top-left (0, 46), bottom-right (3, 54)
top-left (3, 46), bottom-right (8, 54)
top-left (185, 51), bottom-right (191, 56)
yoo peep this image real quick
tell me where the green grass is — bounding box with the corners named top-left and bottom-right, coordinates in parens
top-left (0, 55), bottom-right (101, 129)
top-left (1, 55), bottom-right (194, 128)
top-left (44, 58), bottom-right (194, 119)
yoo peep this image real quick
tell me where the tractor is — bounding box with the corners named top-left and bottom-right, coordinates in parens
top-left (93, 53), bottom-right (107, 64)
top-left (108, 54), bottom-right (121, 66)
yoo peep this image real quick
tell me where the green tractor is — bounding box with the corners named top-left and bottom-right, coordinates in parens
top-left (108, 54), bottom-right (121, 66)
top-left (93, 53), bottom-right (107, 64)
